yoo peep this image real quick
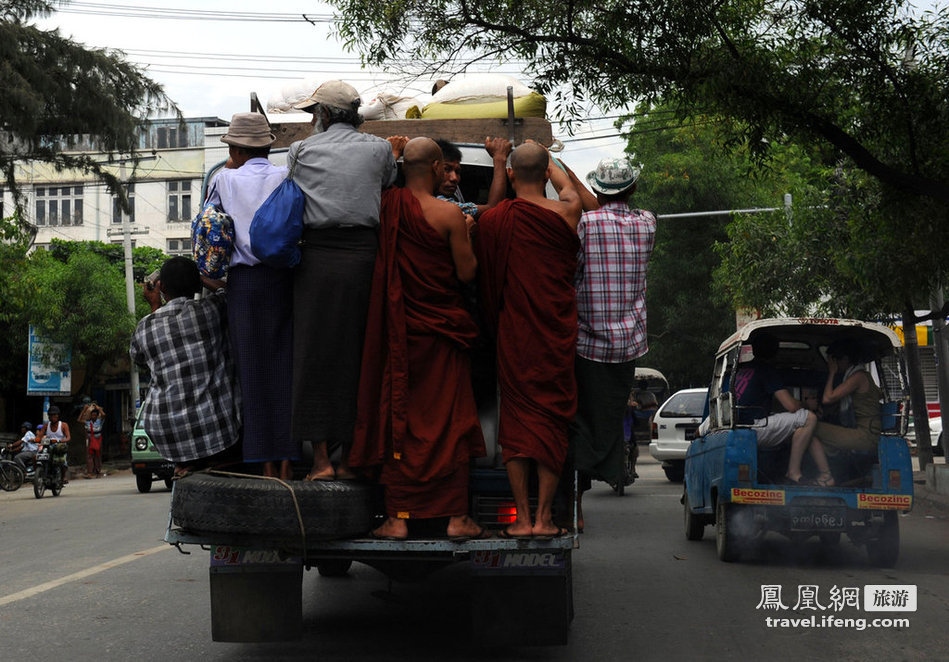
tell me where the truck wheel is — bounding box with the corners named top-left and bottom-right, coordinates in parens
top-left (683, 488), bottom-right (704, 541)
top-left (866, 511), bottom-right (899, 568)
top-left (171, 472), bottom-right (377, 541)
top-left (317, 559), bottom-right (353, 577)
top-left (716, 501), bottom-right (742, 562)
top-left (664, 462), bottom-right (685, 483)
top-left (136, 473), bottom-right (153, 494)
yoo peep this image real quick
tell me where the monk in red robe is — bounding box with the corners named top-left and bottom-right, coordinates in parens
top-left (350, 137), bottom-right (488, 541)
top-left (476, 142), bottom-right (582, 539)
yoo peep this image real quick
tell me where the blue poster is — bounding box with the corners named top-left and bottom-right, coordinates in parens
top-left (27, 325), bottom-right (72, 396)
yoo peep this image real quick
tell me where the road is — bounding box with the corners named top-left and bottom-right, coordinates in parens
top-left (0, 456), bottom-right (947, 661)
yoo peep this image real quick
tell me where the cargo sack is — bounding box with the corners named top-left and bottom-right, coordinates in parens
top-left (249, 142), bottom-right (305, 269)
top-left (192, 202), bottom-right (235, 279)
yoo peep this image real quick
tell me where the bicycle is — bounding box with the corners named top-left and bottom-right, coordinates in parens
top-left (0, 445), bottom-right (26, 492)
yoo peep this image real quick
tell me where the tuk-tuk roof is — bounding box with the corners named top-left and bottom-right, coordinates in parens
top-left (634, 367), bottom-right (668, 384)
top-left (716, 318), bottom-right (903, 357)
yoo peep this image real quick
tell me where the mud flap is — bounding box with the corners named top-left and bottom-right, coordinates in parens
top-left (208, 546), bottom-right (303, 642)
top-left (470, 549), bottom-right (572, 646)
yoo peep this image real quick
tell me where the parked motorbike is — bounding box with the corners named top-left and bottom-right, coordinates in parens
top-left (33, 442), bottom-right (67, 499)
top-left (0, 444), bottom-right (26, 492)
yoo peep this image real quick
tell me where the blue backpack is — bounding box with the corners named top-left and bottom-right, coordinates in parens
top-left (249, 142), bottom-right (305, 268)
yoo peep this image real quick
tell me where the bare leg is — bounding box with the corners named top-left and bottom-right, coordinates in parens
top-left (807, 437), bottom-right (835, 486)
top-left (372, 516), bottom-right (408, 540)
top-left (786, 411), bottom-right (818, 481)
top-left (263, 461), bottom-right (277, 478)
top-left (532, 463), bottom-right (563, 537)
top-left (504, 458), bottom-right (533, 537)
top-left (279, 459), bottom-right (293, 481)
top-left (306, 441), bottom-right (334, 480)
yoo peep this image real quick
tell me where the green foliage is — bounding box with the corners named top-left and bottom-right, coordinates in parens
top-left (624, 106), bottom-right (827, 388)
top-left (0, 0), bottom-right (175, 230)
top-left (332, 0), bottom-right (949, 311)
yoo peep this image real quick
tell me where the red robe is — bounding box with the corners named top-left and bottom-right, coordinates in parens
top-left (350, 188), bottom-right (485, 519)
top-left (476, 198), bottom-right (580, 473)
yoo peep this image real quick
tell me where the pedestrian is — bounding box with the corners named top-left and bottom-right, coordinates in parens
top-left (78, 400), bottom-right (105, 478)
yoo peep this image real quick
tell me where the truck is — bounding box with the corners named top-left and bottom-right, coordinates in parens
top-left (683, 318), bottom-right (914, 566)
top-left (164, 109), bottom-right (579, 645)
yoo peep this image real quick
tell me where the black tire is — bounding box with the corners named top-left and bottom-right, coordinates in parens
top-left (866, 511), bottom-right (900, 568)
top-left (317, 559), bottom-right (353, 577)
top-left (664, 462), bottom-right (685, 483)
top-left (136, 473), bottom-right (153, 494)
top-left (171, 473), bottom-right (378, 541)
top-left (622, 440), bottom-right (637, 487)
top-left (683, 488), bottom-right (705, 541)
top-left (716, 501), bottom-right (741, 562)
top-left (164, 478), bottom-right (174, 490)
top-left (0, 462), bottom-right (24, 492)
top-left (51, 467), bottom-right (63, 497)
top-left (33, 467), bottom-right (46, 499)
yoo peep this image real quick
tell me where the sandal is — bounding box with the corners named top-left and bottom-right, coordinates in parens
top-left (812, 471), bottom-right (835, 488)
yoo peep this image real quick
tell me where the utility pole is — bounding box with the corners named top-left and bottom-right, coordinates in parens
top-left (119, 161), bottom-right (140, 421)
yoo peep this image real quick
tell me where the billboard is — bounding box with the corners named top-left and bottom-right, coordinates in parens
top-left (27, 325), bottom-right (72, 396)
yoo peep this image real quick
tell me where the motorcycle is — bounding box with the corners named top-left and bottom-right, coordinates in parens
top-left (0, 444), bottom-right (26, 492)
top-left (33, 442), bottom-right (67, 499)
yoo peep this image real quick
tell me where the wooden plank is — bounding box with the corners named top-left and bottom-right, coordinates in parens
top-left (271, 117), bottom-right (552, 149)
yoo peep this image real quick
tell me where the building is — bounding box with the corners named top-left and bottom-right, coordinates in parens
top-left (3, 117), bottom-right (229, 254)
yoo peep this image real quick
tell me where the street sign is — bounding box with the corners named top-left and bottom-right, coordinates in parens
top-left (27, 325), bottom-right (72, 396)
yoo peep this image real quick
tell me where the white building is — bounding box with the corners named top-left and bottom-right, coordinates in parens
top-left (3, 117), bottom-right (228, 255)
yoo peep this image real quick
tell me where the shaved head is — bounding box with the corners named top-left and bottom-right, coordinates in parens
top-left (403, 137), bottom-right (443, 176)
top-left (509, 142), bottom-right (548, 183)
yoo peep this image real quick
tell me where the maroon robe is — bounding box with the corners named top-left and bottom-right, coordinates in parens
top-left (350, 188), bottom-right (485, 519)
top-left (476, 198), bottom-right (580, 473)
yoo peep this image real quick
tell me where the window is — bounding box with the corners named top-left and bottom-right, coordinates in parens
top-left (167, 238), bottom-right (192, 257)
top-left (34, 185), bottom-right (83, 226)
top-left (156, 126), bottom-right (188, 149)
top-left (167, 180), bottom-right (192, 222)
top-left (112, 183), bottom-right (135, 224)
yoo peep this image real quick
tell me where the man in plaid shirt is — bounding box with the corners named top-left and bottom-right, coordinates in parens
top-left (568, 157), bottom-right (655, 528)
top-left (130, 257), bottom-right (241, 477)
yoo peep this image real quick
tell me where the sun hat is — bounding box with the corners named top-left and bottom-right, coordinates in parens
top-left (220, 113), bottom-right (276, 148)
top-left (586, 157), bottom-right (642, 195)
top-left (293, 80), bottom-right (362, 113)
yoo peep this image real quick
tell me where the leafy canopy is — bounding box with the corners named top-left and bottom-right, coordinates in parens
top-left (0, 0), bottom-right (175, 232)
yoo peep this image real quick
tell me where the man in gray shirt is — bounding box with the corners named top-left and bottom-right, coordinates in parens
top-left (290, 80), bottom-right (397, 481)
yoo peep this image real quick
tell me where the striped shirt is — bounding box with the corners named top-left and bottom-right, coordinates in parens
top-left (575, 202), bottom-right (656, 363)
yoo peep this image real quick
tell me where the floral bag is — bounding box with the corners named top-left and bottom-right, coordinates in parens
top-left (191, 201), bottom-right (235, 279)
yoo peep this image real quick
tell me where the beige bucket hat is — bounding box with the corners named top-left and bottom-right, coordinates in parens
top-left (220, 113), bottom-right (275, 148)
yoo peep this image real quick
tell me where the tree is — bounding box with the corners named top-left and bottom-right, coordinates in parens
top-left (0, 0), bottom-right (174, 235)
top-left (624, 106), bottom-right (826, 389)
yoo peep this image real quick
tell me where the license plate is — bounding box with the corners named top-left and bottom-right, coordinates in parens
top-left (789, 508), bottom-right (846, 531)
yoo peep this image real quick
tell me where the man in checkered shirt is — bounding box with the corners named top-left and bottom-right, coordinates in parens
top-left (568, 157), bottom-right (655, 528)
top-left (130, 257), bottom-right (241, 476)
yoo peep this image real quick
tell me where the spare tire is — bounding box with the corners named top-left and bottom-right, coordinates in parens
top-left (171, 473), bottom-right (378, 541)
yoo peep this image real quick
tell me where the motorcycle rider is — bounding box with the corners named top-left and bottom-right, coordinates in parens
top-left (35, 406), bottom-right (70, 483)
top-left (10, 421), bottom-right (38, 472)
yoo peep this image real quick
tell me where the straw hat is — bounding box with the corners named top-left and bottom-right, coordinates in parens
top-left (586, 157), bottom-right (642, 195)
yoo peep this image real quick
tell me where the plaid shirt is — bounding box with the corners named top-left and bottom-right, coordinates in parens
top-left (130, 291), bottom-right (241, 462)
top-left (575, 202), bottom-right (656, 363)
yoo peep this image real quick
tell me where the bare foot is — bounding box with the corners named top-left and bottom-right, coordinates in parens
top-left (371, 517), bottom-right (408, 540)
top-left (335, 467), bottom-right (358, 481)
top-left (447, 515), bottom-right (487, 539)
top-left (532, 516), bottom-right (564, 538)
top-left (305, 460), bottom-right (335, 481)
top-left (502, 519), bottom-right (533, 538)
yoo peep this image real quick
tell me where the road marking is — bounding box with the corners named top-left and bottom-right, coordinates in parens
top-left (0, 544), bottom-right (171, 606)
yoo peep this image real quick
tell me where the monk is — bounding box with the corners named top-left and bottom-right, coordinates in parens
top-left (476, 141), bottom-right (582, 539)
top-left (350, 138), bottom-right (488, 541)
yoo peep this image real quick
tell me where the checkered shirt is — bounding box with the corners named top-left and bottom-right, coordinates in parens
top-left (575, 202), bottom-right (656, 363)
top-left (129, 291), bottom-right (241, 462)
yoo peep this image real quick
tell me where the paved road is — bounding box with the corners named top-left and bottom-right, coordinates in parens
top-left (0, 457), bottom-right (946, 661)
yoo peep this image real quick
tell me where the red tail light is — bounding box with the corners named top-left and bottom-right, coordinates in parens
top-left (497, 502), bottom-right (517, 524)
top-left (651, 422), bottom-right (658, 440)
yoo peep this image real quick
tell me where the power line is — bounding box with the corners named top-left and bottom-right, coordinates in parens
top-left (59, 2), bottom-right (335, 23)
